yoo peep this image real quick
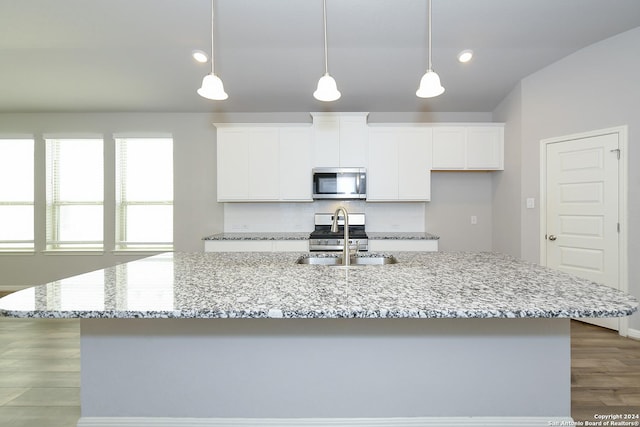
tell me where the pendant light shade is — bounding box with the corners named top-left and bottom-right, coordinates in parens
top-left (416, 69), bottom-right (445, 98)
top-left (314, 0), bottom-right (341, 102)
top-left (198, 73), bottom-right (228, 100)
top-left (314, 73), bottom-right (341, 102)
top-left (198, 0), bottom-right (228, 101)
top-left (416, 0), bottom-right (444, 98)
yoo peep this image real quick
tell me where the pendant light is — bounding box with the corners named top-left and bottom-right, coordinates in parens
top-left (313, 0), bottom-right (341, 102)
top-left (416, 0), bottom-right (445, 98)
top-left (198, 0), bottom-right (228, 100)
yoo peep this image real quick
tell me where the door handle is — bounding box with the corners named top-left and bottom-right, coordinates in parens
top-left (548, 235), bottom-right (557, 241)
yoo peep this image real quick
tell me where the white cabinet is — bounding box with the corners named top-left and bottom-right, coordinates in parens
top-left (311, 114), bottom-right (339, 167)
top-left (204, 240), bottom-right (309, 252)
top-left (279, 128), bottom-right (312, 201)
top-left (367, 127), bottom-right (432, 201)
top-left (217, 120), bottom-right (504, 202)
top-left (432, 125), bottom-right (504, 170)
top-left (466, 126), bottom-right (503, 169)
top-left (248, 128), bottom-right (279, 200)
top-left (216, 128), bottom-right (250, 201)
top-left (432, 127), bottom-right (465, 169)
top-left (311, 113), bottom-right (368, 167)
top-left (216, 125), bottom-right (312, 202)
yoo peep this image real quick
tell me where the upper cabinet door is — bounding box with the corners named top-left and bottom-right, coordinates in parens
top-left (432, 125), bottom-right (504, 170)
top-left (312, 115), bottom-right (340, 167)
top-left (248, 128), bottom-right (280, 200)
top-left (367, 128), bottom-right (399, 201)
top-left (311, 113), bottom-right (368, 168)
top-left (339, 115), bottom-right (368, 167)
top-left (466, 126), bottom-right (504, 170)
top-left (217, 128), bottom-right (250, 201)
top-left (216, 125), bottom-right (313, 202)
top-left (432, 127), bottom-right (466, 169)
top-left (367, 127), bottom-right (431, 202)
top-left (397, 128), bottom-right (432, 201)
top-left (280, 127), bottom-right (312, 201)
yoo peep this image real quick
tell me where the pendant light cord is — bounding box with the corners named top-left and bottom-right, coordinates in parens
top-left (210, 0), bottom-right (216, 75)
top-left (322, 0), bottom-right (329, 75)
top-left (428, 0), bottom-right (432, 70)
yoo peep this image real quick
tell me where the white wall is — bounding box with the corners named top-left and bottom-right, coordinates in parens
top-left (493, 27), bottom-right (640, 329)
top-left (425, 172), bottom-right (493, 252)
top-left (492, 84), bottom-right (523, 258)
top-left (0, 113), bottom-right (222, 290)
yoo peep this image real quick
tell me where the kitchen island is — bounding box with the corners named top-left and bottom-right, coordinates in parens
top-left (0, 252), bottom-right (637, 427)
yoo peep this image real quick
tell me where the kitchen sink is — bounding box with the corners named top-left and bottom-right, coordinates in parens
top-left (296, 255), bottom-right (397, 266)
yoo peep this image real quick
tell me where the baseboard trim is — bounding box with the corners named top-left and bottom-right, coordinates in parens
top-left (628, 327), bottom-right (640, 340)
top-left (76, 416), bottom-right (574, 427)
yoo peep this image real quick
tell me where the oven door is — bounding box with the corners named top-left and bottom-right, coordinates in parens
top-left (312, 168), bottom-right (366, 199)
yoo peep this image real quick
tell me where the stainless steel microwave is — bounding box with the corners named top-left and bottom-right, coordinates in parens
top-left (312, 167), bottom-right (366, 199)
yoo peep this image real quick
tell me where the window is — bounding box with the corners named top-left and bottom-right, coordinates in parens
top-left (0, 139), bottom-right (34, 251)
top-left (46, 138), bottom-right (103, 250)
top-left (57, 270), bottom-right (105, 311)
top-left (120, 256), bottom-right (174, 309)
top-left (115, 137), bottom-right (173, 251)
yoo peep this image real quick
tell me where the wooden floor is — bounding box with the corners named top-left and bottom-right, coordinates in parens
top-left (0, 315), bottom-right (638, 425)
top-left (571, 320), bottom-right (640, 421)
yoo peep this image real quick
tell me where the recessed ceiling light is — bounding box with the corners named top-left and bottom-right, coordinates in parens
top-left (192, 50), bottom-right (209, 63)
top-left (457, 49), bottom-right (473, 63)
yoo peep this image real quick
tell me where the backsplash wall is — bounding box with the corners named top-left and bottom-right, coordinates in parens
top-left (223, 201), bottom-right (426, 233)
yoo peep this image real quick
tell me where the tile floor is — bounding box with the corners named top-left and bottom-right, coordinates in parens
top-left (0, 318), bottom-right (80, 427)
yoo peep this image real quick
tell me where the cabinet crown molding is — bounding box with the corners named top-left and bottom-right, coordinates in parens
top-left (310, 112), bottom-right (369, 121)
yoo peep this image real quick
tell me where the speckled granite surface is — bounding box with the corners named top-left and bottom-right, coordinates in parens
top-left (203, 232), bottom-right (310, 241)
top-left (203, 232), bottom-right (440, 241)
top-left (0, 251), bottom-right (636, 319)
top-left (367, 232), bottom-right (439, 240)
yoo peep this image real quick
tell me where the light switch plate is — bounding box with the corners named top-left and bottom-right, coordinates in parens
top-left (526, 198), bottom-right (535, 209)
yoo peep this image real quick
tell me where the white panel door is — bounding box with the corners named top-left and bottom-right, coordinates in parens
top-left (545, 132), bottom-right (619, 330)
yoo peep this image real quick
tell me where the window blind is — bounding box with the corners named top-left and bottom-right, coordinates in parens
top-left (45, 138), bottom-right (104, 250)
top-left (0, 139), bottom-right (35, 251)
top-left (115, 137), bottom-right (173, 251)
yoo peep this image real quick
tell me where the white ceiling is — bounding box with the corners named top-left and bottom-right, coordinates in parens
top-left (2, 0), bottom-right (640, 113)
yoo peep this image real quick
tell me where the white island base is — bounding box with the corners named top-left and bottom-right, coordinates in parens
top-left (77, 317), bottom-right (573, 427)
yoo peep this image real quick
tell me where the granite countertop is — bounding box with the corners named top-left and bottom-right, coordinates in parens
top-left (203, 232), bottom-right (310, 241)
top-left (367, 232), bottom-right (439, 240)
top-left (203, 232), bottom-right (439, 240)
top-left (0, 252), bottom-right (636, 320)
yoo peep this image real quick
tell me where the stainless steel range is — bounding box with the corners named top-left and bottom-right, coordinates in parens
top-left (309, 213), bottom-right (368, 252)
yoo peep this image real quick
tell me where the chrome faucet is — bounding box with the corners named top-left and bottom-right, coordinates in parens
top-left (331, 206), bottom-right (350, 266)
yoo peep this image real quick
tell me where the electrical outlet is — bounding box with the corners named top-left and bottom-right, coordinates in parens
top-left (471, 215), bottom-right (478, 225)
top-left (526, 198), bottom-right (535, 209)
